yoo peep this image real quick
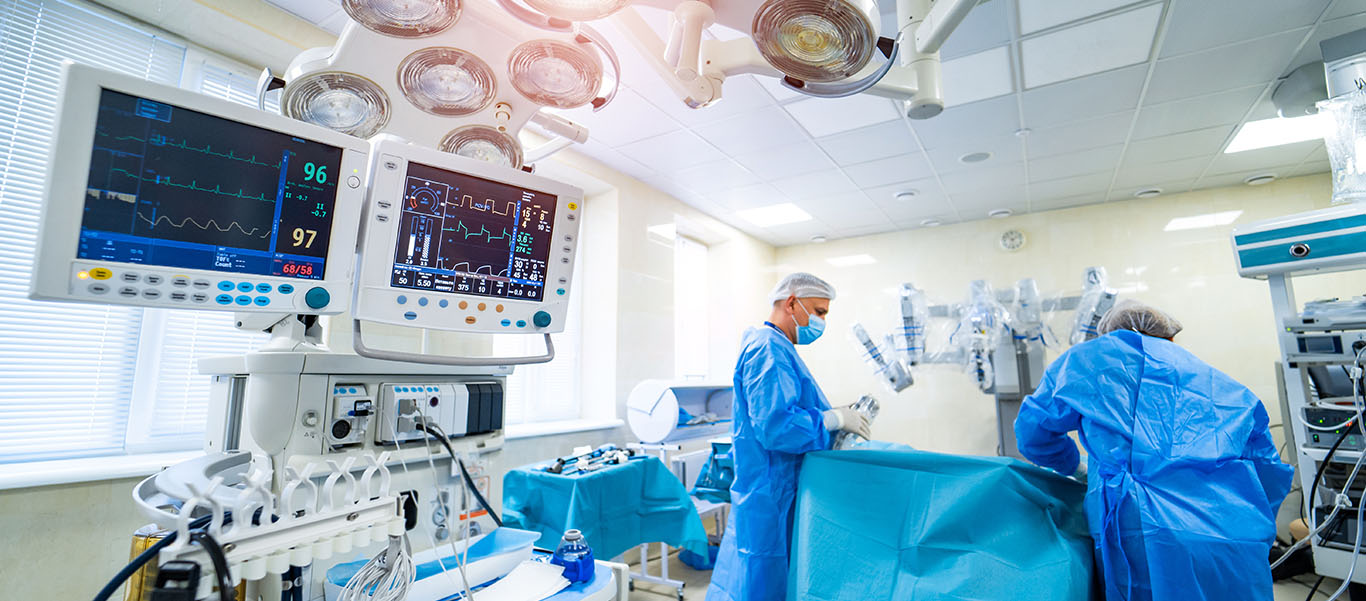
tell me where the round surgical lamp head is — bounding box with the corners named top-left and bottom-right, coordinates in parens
top-left (440, 125), bottom-right (525, 170)
top-left (751, 0), bottom-right (880, 83)
top-left (522, 0), bottom-right (630, 22)
top-left (508, 39), bottom-right (604, 108)
top-left (343, 0), bottom-right (461, 37)
top-left (398, 47), bottom-right (497, 116)
top-left (282, 71), bottom-right (391, 138)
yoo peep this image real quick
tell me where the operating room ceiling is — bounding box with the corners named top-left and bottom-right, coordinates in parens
top-left (262, 0), bottom-right (1364, 247)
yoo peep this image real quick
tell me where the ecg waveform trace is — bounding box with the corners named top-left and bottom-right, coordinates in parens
top-left (390, 162), bottom-right (558, 302)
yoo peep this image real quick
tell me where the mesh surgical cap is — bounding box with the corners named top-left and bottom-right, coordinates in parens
top-left (768, 272), bottom-right (837, 303)
top-left (1098, 299), bottom-right (1183, 339)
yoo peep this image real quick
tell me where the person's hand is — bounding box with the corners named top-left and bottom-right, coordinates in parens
top-left (1071, 460), bottom-right (1088, 484)
top-left (822, 407), bottom-right (871, 439)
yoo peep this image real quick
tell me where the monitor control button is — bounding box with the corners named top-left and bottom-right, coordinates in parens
top-left (305, 287), bottom-right (331, 309)
top-left (347, 175), bottom-right (361, 188)
top-left (145, 275), bottom-right (164, 285)
top-left (88, 283), bottom-right (110, 294)
top-left (118, 286), bottom-right (138, 298)
top-left (215, 294), bottom-right (233, 305)
top-left (533, 311), bottom-right (552, 328)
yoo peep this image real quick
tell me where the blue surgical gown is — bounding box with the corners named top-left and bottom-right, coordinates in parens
top-left (706, 325), bottom-right (831, 601)
top-left (1015, 330), bottom-right (1293, 601)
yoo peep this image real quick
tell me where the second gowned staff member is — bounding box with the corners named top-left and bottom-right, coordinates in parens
top-left (706, 273), bottom-right (871, 601)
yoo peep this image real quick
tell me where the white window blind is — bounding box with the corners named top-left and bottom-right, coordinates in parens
top-left (0, 0), bottom-right (186, 463)
top-left (198, 61), bottom-right (280, 114)
top-left (674, 235), bottom-right (709, 379)
top-left (493, 245), bottom-right (585, 424)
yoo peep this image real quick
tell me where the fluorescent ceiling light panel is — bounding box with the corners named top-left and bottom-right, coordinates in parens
top-left (1224, 114), bottom-right (1327, 153)
top-left (1021, 4), bottom-right (1161, 89)
top-left (826, 254), bottom-right (878, 267)
top-left (1017, 0), bottom-right (1140, 34)
top-left (738, 203), bottom-right (812, 226)
top-left (942, 46), bottom-right (1014, 106)
top-left (782, 94), bottom-right (902, 138)
top-left (1163, 210), bottom-right (1243, 232)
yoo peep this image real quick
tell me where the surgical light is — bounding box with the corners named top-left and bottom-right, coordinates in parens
top-left (751, 0), bottom-right (880, 83)
top-left (282, 71), bottom-right (391, 138)
top-left (397, 47), bottom-right (497, 116)
top-left (342, 0), bottom-right (461, 37)
top-left (508, 40), bottom-right (604, 109)
top-left (439, 125), bottom-right (525, 170)
top-left (522, 0), bottom-right (630, 22)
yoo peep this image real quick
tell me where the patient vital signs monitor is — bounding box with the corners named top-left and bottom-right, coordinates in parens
top-left (30, 63), bottom-right (368, 314)
top-left (355, 136), bottom-right (582, 334)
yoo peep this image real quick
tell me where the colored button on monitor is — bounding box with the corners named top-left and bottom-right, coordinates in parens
top-left (278, 284), bottom-right (295, 294)
top-left (397, 295), bottom-right (407, 305)
top-left (256, 283), bottom-right (272, 294)
top-left (501, 319), bottom-right (511, 327)
top-left (305, 287), bottom-right (331, 309)
top-left (89, 268), bottom-right (112, 280)
top-left (404, 311), bottom-right (417, 321)
top-left (216, 294), bottom-right (234, 305)
top-left (253, 296), bottom-right (270, 306)
top-left (237, 282), bottom-right (254, 293)
top-left (516, 320), bottom-right (527, 328)
top-left (418, 298), bottom-right (428, 306)
top-left (235, 295), bottom-right (252, 306)
top-left (218, 281), bottom-right (235, 291)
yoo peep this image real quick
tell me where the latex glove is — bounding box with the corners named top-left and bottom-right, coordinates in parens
top-left (822, 407), bottom-right (871, 439)
top-left (1071, 460), bottom-right (1088, 484)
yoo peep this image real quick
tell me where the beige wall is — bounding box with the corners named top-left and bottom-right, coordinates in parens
top-left (776, 173), bottom-right (1366, 454)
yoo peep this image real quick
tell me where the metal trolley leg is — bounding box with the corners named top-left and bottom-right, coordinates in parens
top-left (628, 541), bottom-right (686, 601)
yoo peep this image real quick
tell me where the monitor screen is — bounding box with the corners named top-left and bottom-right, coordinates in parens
top-left (78, 89), bottom-right (343, 280)
top-left (390, 161), bottom-right (557, 302)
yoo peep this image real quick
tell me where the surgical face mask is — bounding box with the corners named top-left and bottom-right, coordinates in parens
top-left (793, 300), bottom-right (826, 345)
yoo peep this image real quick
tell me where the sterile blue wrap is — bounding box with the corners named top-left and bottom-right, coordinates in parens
top-left (788, 449), bottom-right (1095, 601)
top-left (1015, 330), bottom-right (1294, 601)
top-left (502, 455), bottom-right (709, 560)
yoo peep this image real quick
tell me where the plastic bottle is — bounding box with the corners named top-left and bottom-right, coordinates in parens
top-left (550, 529), bottom-right (594, 583)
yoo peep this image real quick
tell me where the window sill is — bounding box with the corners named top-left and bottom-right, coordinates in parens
top-left (0, 450), bottom-right (202, 491)
top-left (505, 418), bottom-right (624, 441)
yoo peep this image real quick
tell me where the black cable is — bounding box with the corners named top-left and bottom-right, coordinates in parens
top-left (1306, 575), bottom-right (1325, 601)
top-left (191, 531), bottom-right (235, 601)
top-left (1309, 419), bottom-right (1355, 537)
top-left (417, 424), bottom-right (503, 527)
top-left (92, 514), bottom-right (215, 601)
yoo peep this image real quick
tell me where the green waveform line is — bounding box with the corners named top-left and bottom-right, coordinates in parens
top-left (96, 129), bottom-right (281, 168)
top-left (110, 168), bottom-right (274, 202)
top-left (442, 221), bottom-right (512, 244)
top-left (137, 212), bottom-right (270, 239)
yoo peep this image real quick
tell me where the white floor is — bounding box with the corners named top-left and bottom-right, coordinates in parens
top-left (623, 554), bottom-right (1342, 601)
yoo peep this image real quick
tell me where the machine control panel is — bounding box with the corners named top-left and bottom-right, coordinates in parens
top-left (1304, 407), bottom-right (1366, 452)
top-left (374, 381), bottom-right (504, 445)
top-left (327, 384), bottom-right (375, 448)
top-left (1287, 331), bottom-right (1366, 363)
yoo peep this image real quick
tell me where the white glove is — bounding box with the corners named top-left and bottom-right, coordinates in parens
top-left (822, 407), bottom-right (871, 440)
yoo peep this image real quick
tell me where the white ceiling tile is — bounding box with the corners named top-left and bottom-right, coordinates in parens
top-left (783, 94), bottom-right (902, 137)
top-left (1025, 111), bottom-right (1134, 158)
top-left (705, 183), bottom-right (788, 210)
top-left (1144, 29), bottom-right (1308, 104)
top-left (1160, 0), bottom-right (1330, 58)
top-left (1328, 2), bottom-right (1366, 20)
top-left (1021, 64), bottom-right (1146, 129)
top-left (755, 74), bottom-right (805, 102)
top-left (1115, 156), bottom-right (1209, 187)
top-left (923, 134), bottom-right (1024, 174)
top-left (618, 130), bottom-right (728, 172)
top-left (1107, 178), bottom-right (1197, 200)
top-left (864, 177), bottom-right (944, 207)
top-left (672, 160), bottom-right (761, 194)
top-left (815, 122), bottom-right (919, 166)
top-left (881, 196), bottom-right (958, 223)
top-left (795, 192), bottom-right (891, 229)
top-left (1206, 140), bottom-right (1321, 176)
top-left (943, 46), bottom-right (1015, 106)
top-left (766, 220), bottom-right (839, 247)
top-left (1196, 166), bottom-right (1303, 190)
top-left (937, 0), bottom-right (1012, 59)
top-left (574, 140), bottom-right (655, 180)
top-left (1028, 171), bottom-right (1115, 199)
top-left (552, 89), bottom-right (679, 148)
top-left (731, 141), bottom-right (835, 180)
top-left (1290, 12), bottom-right (1366, 72)
top-left (954, 194), bottom-right (1030, 218)
top-left (1032, 193), bottom-right (1107, 213)
top-left (772, 169), bottom-right (860, 200)
top-left (1290, 145), bottom-right (1331, 177)
top-left (693, 107), bottom-right (811, 156)
top-left (844, 153), bottom-right (936, 188)
top-left (1028, 145), bottom-right (1124, 181)
top-left (1122, 125), bottom-right (1235, 164)
top-left (911, 95), bottom-right (1021, 149)
top-left (1021, 4), bottom-right (1161, 88)
top-left (940, 162), bottom-right (1026, 194)
top-left (1017, 0), bottom-right (1144, 34)
top-left (1132, 86), bottom-right (1263, 139)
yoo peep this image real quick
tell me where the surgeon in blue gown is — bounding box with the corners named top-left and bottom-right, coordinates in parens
top-left (1015, 299), bottom-right (1293, 601)
top-left (706, 273), bottom-right (871, 601)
